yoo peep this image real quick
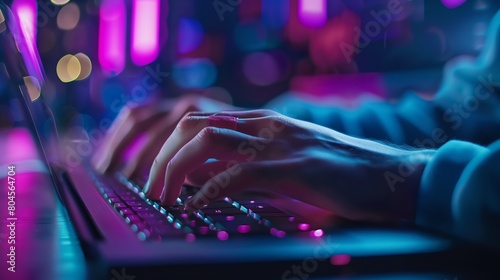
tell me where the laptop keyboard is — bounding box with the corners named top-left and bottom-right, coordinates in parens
top-left (89, 170), bottom-right (320, 242)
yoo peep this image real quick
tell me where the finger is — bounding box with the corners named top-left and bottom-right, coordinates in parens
top-left (144, 113), bottom-right (273, 198)
top-left (159, 128), bottom-right (268, 205)
top-left (185, 161), bottom-right (231, 186)
top-left (122, 116), bottom-right (178, 178)
top-left (184, 162), bottom-right (278, 211)
top-left (93, 105), bottom-right (168, 172)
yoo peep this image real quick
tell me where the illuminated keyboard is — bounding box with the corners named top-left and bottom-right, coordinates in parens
top-left (90, 171), bottom-right (320, 242)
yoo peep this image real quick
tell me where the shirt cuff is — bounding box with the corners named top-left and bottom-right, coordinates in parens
top-left (416, 140), bottom-right (487, 231)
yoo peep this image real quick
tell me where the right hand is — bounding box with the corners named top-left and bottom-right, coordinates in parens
top-left (92, 95), bottom-right (240, 178)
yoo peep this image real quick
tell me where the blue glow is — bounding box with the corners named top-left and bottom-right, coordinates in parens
top-left (172, 58), bottom-right (217, 89)
top-left (177, 18), bottom-right (204, 54)
top-left (234, 22), bottom-right (279, 52)
top-left (261, 0), bottom-right (290, 29)
top-left (100, 80), bottom-right (126, 115)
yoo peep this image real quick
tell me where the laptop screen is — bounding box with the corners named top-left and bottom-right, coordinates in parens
top-left (0, 1), bottom-right (60, 166)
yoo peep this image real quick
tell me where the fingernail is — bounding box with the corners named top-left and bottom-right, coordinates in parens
top-left (143, 181), bottom-right (151, 195)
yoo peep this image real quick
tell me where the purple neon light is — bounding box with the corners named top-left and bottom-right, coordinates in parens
top-left (98, 0), bottom-right (126, 75)
top-left (441, 0), bottom-right (467, 9)
top-left (12, 0), bottom-right (43, 81)
top-left (131, 0), bottom-right (160, 66)
top-left (298, 0), bottom-right (327, 28)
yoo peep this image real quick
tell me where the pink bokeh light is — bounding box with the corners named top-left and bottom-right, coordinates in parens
top-left (217, 230), bottom-right (229, 241)
top-left (237, 225), bottom-right (251, 234)
top-left (330, 254), bottom-right (351, 266)
top-left (12, 0), bottom-right (43, 81)
top-left (298, 223), bottom-right (310, 231)
top-left (298, 0), bottom-right (327, 28)
top-left (310, 229), bottom-right (324, 238)
top-left (98, 0), bottom-right (126, 75)
top-left (441, 0), bottom-right (467, 9)
top-left (131, 0), bottom-right (160, 66)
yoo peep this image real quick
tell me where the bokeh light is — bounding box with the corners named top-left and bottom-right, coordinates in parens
top-left (57, 3), bottom-right (80, 30)
top-left (172, 58), bottom-right (217, 88)
top-left (243, 52), bottom-right (280, 86)
top-left (98, 0), bottom-right (126, 75)
top-left (310, 229), bottom-right (324, 238)
top-left (131, 0), bottom-right (160, 66)
top-left (56, 54), bottom-right (81, 83)
top-left (23, 76), bottom-right (41, 101)
top-left (298, 0), bottom-right (327, 28)
top-left (441, 0), bottom-right (468, 9)
top-left (330, 254), bottom-right (351, 266)
top-left (74, 53), bottom-right (92, 80)
top-left (234, 22), bottom-right (278, 52)
top-left (217, 231), bottom-right (229, 241)
top-left (262, 0), bottom-right (290, 29)
top-left (178, 17), bottom-right (204, 54)
top-left (0, 9), bottom-right (6, 33)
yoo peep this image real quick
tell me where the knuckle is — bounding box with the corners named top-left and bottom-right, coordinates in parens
top-left (180, 96), bottom-right (202, 111)
top-left (257, 109), bottom-right (277, 116)
top-left (177, 113), bottom-right (201, 130)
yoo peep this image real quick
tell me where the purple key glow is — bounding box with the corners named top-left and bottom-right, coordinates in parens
top-left (12, 0), bottom-right (36, 41)
top-left (217, 231), bottom-right (229, 241)
top-left (199, 226), bottom-right (209, 235)
top-left (185, 233), bottom-right (196, 243)
top-left (441, 0), bottom-right (467, 9)
top-left (270, 228), bottom-right (286, 238)
top-left (131, 0), bottom-right (160, 66)
top-left (298, 0), bottom-right (327, 28)
top-left (298, 223), bottom-right (310, 231)
top-left (330, 254), bottom-right (351, 266)
top-left (310, 229), bottom-right (324, 238)
top-left (226, 216), bottom-right (235, 221)
top-left (12, 0), bottom-right (43, 81)
top-left (98, 0), bottom-right (126, 75)
top-left (237, 225), bottom-right (251, 234)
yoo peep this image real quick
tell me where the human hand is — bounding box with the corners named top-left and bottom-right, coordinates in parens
top-left (92, 95), bottom-right (240, 178)
top-left (144, 109), bottom-right (434, 222)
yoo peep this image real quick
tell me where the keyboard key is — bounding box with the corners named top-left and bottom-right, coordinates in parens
top-left (244, 203), bottom-right (284, 214)
top-left (107, 197), bottom-right (121, 203)
top-left (114, 202), bottom-right (128, 209)
top-left (120, 208), bottom-right (134, 216)
top-left (146, 219), bottom-right (169, 226)
top-left (120, 196), bottom-right (139, 201)
top-left (124, 215), bottom-right (142, 224)
top-left (131, 222), bottom-right (152, 232)
top-left (210, 214), bottom-right (269, 234)
top-left (201, 207), bottom-right (243, 215)
top-left (153, 224), bottom-right (185, 237)
top-left (132, 206), bottom-right (150, 212)
top-left (126, 201), bottom-right (143, 207)
top-left (103, 192), bottom-right (117, 198)
top-left (138, 211), bottom-right (165, 221)
top-left (203, 201), bottom-right (234, 209)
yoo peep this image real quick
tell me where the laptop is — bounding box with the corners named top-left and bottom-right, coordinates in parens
top-left (0, 2), bottom-right (494, 279)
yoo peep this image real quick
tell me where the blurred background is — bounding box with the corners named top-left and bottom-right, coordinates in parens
top-left (2, 0), bottom-right (500, 134)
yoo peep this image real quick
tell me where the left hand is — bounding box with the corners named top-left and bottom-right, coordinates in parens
top-left (144, 109), bottom-right (433, 222)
